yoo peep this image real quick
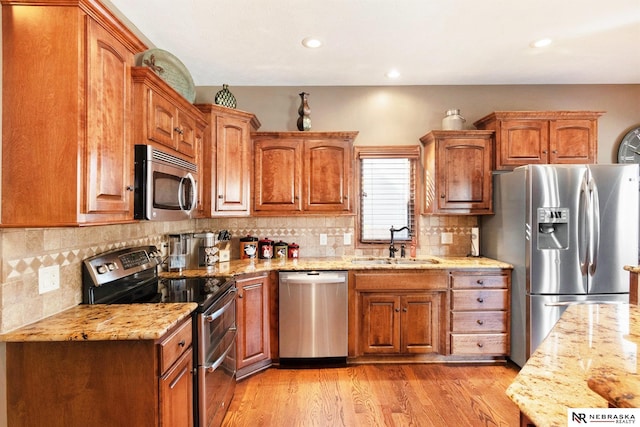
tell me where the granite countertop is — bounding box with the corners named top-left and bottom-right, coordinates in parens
top-left (160, 255), bottom-right (513, 278)
top-left (506, 304), bottom-right (640, 427)
top-left (0, 303), bottom-right (197, 342)
top-left (624, 265), bottom-right (640, 274)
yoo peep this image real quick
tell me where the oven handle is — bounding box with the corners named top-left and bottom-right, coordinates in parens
top-left (204, 332), bottom-right (236, 373)
top-left (204, 286), bottom-right (237, 323)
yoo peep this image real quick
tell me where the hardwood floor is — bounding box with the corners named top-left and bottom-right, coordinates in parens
top-left (222, 363), bottom-right (521, 426)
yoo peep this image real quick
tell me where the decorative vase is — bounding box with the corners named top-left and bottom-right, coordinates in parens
top-left (297, 92), bottom-right (311, 131)
top-left (214, 84), bottom-right (237, 109)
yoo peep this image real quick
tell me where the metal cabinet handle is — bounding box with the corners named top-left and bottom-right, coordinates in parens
top-left (402, 308), bottom-right (408, 312)
top-left (238, 293), bottom-right (243, 298)
top-left (477, 297), bottom-right (484, 303)
top-left (476, 279), bottom-right (484, 285)
top-left (174, 127), bottom-right (184, 135)
top-left (178, 340), bottom-right (186, 347)
top-left (395, 307), bottom-right (400, 312)
top-left (477, 319), bottom-right (484, 325)
top-left (477, 342), bottom-right (484, 348)
top-left (126, 185), bottom-right (134, 192)
top-left (440, 194), bottom-right (445, 198)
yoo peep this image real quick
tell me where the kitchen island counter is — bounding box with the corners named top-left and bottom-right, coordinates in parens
top-left (160, 255), bottom-right (512, 278)
top-left (0, 303), bottom-right (197, 342)
top-left (507, 303), bottom-right (640, 427)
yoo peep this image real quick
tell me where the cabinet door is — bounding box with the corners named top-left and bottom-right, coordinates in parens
top-left (160, 347), bottom-right (194, 427)
top-left (499, 120), bottom-right (548, 167)
top-left (436, 137), bottom-right (492, 213)
top-left (401, 294), bottom-right (441, 354)
top-left (176, 111), bottom-right (197, 158)
top-left (303, 139), bottom-right (351, 211)
top-left (361, 294), bottom-right (401, 354)
top-left (147, 90), bottom-right (178, 150)
top-left (216, 116), bottom-right (251, 213)
top-left (85, 19), bottom-right (134, 216)
top-left (236, 275), bottom-right (271, 370)
top-left (549, 119), bottom-right (596, 164)
top-left (254, 139), bottom-right (303, 212)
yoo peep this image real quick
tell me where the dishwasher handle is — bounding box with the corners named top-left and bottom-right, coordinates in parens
top-left (280, 272), bottom-right (347, 284)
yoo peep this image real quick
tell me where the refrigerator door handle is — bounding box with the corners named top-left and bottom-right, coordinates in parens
top-left (588, 177), bottom-right (600, 276)
top-left (578, 176), bottom-right (590, 276)
top-left (544, 301), bottom-right (625, 307)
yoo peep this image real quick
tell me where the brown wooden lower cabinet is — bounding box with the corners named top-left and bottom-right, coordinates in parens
top-left (448, 271), bottom-right (511, 356)
top-left (361, 292), bottom-right (443, 354)
top-left (6, 317), bottom-right (194, 427)
top-left (351, 270), bottom-right (448, 357)
top-left (236, 273), bottom-right (272, 379)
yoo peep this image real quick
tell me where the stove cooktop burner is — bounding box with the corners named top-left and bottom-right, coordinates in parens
top-left (159, 276), bottom-right (235, 310)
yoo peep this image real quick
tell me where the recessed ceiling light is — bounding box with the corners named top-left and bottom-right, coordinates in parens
top-left (302, 37), bottom-right (322, 48)
top-left (531, 38), bottom-right (553, 48)
top-left (386, 69), bottom-right (400, 79)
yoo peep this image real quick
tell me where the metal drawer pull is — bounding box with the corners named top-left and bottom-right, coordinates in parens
top-left (178, 340), bottom-right (186, 347)
top-left (477, 342), bottom-right (484, 348)
top-left (476, 279), bottom-right (484, 285)
top-left (476, 319), bottom-right (484, 325)
top-left (205, 340), bottom-right (235, 373)
top-left (477, 297), bottom-right (484, 303)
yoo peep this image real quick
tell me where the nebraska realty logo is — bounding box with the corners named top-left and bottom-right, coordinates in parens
top-left (568, 408), bottom-right (640, 425)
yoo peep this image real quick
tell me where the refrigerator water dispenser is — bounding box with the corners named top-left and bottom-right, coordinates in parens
top-left (537, 207), bottom-right (569, 250)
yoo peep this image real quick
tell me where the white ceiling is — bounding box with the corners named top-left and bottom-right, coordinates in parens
top-left (107, 0), bottom-right (640, 86)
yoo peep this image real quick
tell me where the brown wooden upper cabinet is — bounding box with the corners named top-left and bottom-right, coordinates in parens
top-left (196, 104), bottom-right (261, 217)
top-left (473, 111), bottom-right (604, 170)
top-left (131, 67), bottom-right (208, 161)
top-left (251, 132), bottom-right (358, 215)
top-left (1, 0), bottom-right (147, 227)
top-left (420, 130), bottom-right (494, 215)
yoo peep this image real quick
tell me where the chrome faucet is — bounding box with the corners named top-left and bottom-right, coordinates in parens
top-left (389, 226), bottom-right (410, 258)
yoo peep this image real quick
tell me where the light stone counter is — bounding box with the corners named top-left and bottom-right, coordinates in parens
top-left (160, 255), bottom-right (513, 279)
top-left (0, 303), bottom-right (197, 342)
top-left (506, 304), bottom-right (640, 427)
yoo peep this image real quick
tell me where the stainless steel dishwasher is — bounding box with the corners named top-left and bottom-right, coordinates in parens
top-left (279, 271), bottom-right (348, 363)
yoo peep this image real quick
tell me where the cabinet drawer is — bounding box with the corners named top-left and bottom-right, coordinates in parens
top-left (451, 311), bottom-right (507, 332)
top-left (451, 289), bottom-right (508, 310)
top-left (354, 271), bottom-right (448, 291)
top-left (159, 318), bottom-right (193, 374)
top-left (450, 333), bottom-right (508, 355)
top-left (451, 274), bottom-right (508, 289)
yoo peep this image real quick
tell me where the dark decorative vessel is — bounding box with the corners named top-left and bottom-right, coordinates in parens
top-left (297, 92), bottom-right (311, 131)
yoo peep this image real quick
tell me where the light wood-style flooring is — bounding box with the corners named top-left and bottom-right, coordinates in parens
top-left (222, 363), bottom-right (521, 426)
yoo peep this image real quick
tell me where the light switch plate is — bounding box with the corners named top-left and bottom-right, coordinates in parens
top-left (343, 233), bottom-right (352, 245)
top-left (38, 265), bottom-right (60, 294)
top-left (320, 233), bottom-right (328, 245)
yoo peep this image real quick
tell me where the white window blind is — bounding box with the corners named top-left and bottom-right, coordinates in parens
top-left (360, 158), bottom-right (415, 242)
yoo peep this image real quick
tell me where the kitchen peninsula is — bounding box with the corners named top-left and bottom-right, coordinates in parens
top-left (507, 303), bottom-right (640, 427)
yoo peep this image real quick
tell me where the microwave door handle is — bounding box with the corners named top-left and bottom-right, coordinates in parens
top-left (179, 173), bottom-right (196, 214)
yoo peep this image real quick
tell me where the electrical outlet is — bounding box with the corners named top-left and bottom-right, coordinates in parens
top-left (441, 232), bottom-right (453, 245)
top-left (343, 233), bottom-right (352, 245)
top-left (39, 265), bottom-right (60, 294)
top-left (319, 233), bottom-right (328, 245)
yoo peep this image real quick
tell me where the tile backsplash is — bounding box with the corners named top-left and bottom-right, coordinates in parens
top-left (0, 214), bottom-right (476, 333)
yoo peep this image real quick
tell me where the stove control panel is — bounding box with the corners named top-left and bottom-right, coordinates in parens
top-left (83, 246), bottom-right (163, 286)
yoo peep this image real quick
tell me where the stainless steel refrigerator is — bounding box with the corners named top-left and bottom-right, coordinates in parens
top-left (481, 164), bottom-right (639, 367)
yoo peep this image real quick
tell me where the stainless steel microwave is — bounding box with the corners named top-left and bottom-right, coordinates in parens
top-left (134, 145), bottom-right (198, 221)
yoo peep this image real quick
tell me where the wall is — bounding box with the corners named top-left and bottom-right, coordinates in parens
top-left (197, 84), bottom-right (640, 163)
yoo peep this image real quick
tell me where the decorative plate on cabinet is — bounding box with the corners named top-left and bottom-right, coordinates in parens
top-left (138, 48), bottom-right (196, 103)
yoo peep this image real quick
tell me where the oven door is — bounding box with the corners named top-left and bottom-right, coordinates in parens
top-left (197, 286), bottom-right (237, 427)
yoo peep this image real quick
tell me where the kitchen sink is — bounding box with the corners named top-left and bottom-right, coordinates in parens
top-left (350, 258), bottom-right (392, 265)
top-left (350, 257), bottom-right (439, 265)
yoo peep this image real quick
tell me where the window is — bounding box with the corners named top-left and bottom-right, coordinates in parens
top-left (356, 146), bottom-right (420, 245)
